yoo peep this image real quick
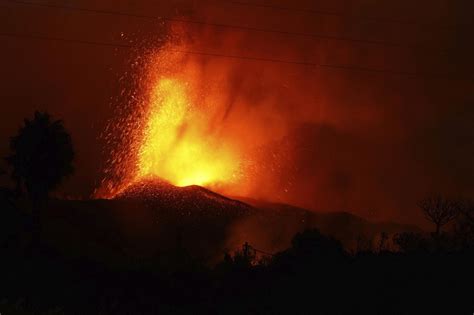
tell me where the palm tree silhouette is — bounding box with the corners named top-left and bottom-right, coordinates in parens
top-left (6, 111), bottom-right (74, 243)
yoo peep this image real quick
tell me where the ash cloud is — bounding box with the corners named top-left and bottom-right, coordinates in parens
top-left (169, 0), bottom-right (474, 224)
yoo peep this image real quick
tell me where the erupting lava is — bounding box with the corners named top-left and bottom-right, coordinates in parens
top-left (99, 35), bottom-right (248, 198)
top-left (99, 25), bottom-right (292, 200)
top-left (136, 77), bottom-right (240, 187)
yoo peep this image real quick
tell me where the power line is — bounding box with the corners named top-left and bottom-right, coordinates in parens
top-left (229, 1), bottom-right (469, 30)
top-left (2, 0), bottom-right (440, 51)
top-left (1, 32), bottom-right (472, 82)
top-left (0, 32), bottom-right (132, 48)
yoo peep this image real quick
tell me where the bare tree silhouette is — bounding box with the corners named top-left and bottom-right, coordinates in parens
top-left (419, 195), bottom-right (459, 237)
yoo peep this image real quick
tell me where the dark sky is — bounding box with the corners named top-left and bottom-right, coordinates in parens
top-left (1, 0), bottom-right (473, 225)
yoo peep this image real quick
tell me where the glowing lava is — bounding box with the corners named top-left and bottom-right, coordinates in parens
top-left (135, 76), bottom-right (241, 188)
top-left (98, 28), bottom-right (285, 200)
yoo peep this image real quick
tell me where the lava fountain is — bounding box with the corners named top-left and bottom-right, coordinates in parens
top-left (98, 35), bottom-right (247, 198)
top-left (136, 77), bottom-right (241, 187)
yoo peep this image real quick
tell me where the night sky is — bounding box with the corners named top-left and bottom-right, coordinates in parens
top-left (1, 0), bottom-right (473, 225)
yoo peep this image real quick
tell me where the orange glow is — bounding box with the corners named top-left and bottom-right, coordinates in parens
top-left (136, 77), bottom-right (241, 187)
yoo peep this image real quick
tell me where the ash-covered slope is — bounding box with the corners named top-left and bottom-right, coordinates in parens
top-left (40, 180), bottom-right (420, 266)
top-left (116, 178), bottom-right (251, 217)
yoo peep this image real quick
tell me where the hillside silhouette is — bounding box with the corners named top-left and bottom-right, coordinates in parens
top-left (28, 179), bottom-right (420, 267)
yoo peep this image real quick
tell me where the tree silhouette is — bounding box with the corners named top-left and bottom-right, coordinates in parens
top-left (289, 228), bottom-right (345, 262)
top-left (378, 232), bottom-right (389, 252)
top-left (393, 232), bottom-right (428, 253)
top-left (6, 111), bottom-right (74, 244)
top-left (6, 111), bottom-right (74, 202)
top-left (419, 195), bottom-right (459, 237)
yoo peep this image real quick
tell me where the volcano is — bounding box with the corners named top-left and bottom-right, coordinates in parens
top-left (116, 178), bottom-right (251, 216)
top-left (39, 180), bottom-right (420, 268)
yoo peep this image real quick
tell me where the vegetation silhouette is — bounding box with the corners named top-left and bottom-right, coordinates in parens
top-left (5, 111), bottom-right (74, 248)
top-left (6, 111), bottom-right (74, 201)
top-left (272, 229), bottom-right (347, 271)
top-left (454, 200), bottom-right (474, 248)
top-left (419, 195), bottom-right (459, 237)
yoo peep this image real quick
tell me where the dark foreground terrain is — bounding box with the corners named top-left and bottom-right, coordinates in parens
top-left (1, 183), bottom-right (473, 314)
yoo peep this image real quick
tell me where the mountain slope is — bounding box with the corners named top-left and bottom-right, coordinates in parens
top-left (229, 197), bottom-right (421, 253)
top-left (35, 181), bottom-right (420, 266)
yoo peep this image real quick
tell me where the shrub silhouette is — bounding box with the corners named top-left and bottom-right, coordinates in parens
top-left (291, 229), bottom-right (345, 257)
top-left (272, 229), bottom-right (346, 272)
top-left (393, 232), bottom-right (429, 253)
top-left (454, 200), bottom-right (474, 249)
